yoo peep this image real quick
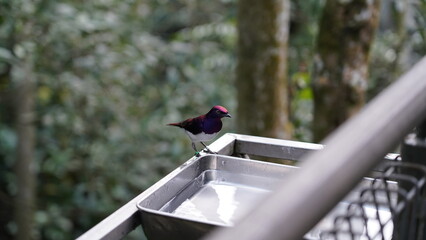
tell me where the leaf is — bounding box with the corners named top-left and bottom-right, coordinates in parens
top-left (298, 88), bottom-right (313, 100)
top-left (0, 47), bottom-right (19, 64)
top-left (37, 86), bottom-right (52, 104)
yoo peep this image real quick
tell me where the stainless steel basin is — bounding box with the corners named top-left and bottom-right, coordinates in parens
top-left (137, 154), bottom-right (396, 240)
top-left (137, 154), bottom-right (296, 240)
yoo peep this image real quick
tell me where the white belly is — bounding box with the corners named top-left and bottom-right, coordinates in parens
top-left (185, 130), bottom-right (218, 142)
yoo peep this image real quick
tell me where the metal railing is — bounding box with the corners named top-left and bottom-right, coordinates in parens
top-left (78, 56), bottom-right (426, 240)
top-left (319, 160), bottom-right (426, 239)
top-left (204, 57), bottom-right (426, 240)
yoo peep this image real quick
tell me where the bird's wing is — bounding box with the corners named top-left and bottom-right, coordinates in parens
top-left (180, 117), bottom-right (204, 135)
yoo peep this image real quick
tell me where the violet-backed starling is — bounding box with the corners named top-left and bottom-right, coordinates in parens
top-left (168, 105), bottom-right (231, 155)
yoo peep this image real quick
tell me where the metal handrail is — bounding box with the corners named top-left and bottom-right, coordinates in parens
top-left (203, 57), bottom-right (426, 240)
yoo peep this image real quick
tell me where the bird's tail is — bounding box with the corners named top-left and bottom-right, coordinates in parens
top-left (167, 122), bottom-right (182, 127)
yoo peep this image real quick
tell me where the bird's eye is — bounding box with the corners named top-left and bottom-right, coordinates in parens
top-left (216, 109), bottom-right (221, 114)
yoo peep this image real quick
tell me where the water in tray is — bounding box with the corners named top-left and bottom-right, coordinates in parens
top-left (160, 171), bottom-right (272, 225)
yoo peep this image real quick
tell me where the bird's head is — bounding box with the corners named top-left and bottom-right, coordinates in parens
top-left (206, 105), bottom-right (231, 119)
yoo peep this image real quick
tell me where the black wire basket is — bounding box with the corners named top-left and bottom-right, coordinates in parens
top-left (320, 158), bottom-right (426, 240)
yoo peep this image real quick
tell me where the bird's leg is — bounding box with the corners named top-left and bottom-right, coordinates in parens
top-left (192, 142), bottom-right (200, 157)
top-left (201, 142), bottom-right (218, 154)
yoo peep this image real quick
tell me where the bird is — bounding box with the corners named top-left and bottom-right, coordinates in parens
top-left (168, 105), bottom-right (231, 155)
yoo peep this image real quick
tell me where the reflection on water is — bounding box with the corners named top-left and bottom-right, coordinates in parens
top-left (170, 198), bottom-right (209, 222)
top-left (211, 184), bottom-right (238, 225)
top-left (171, 181), bottom-right (269, 225)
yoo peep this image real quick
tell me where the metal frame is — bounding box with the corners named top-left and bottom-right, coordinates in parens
top-left (320, 161), bottom-right (426, 239)
top-left (78, 56), bottom-right (426, 240)
top-left (77, 134), bottom-right (324, 240)
top-left (204, 57), bottom-right (426, 240)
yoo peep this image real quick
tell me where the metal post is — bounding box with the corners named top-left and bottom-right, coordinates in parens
top-left (402, 119), bottom-right (426, 165)
top-left (417, 120), bottom-right (426, 139)
top-left (401, 118), bottom-right (426, 239)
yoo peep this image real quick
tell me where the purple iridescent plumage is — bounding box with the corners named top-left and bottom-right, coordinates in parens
top-left (168, 105), bottom-right (231, 154)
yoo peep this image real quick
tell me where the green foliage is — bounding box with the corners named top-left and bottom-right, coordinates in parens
top-left (1, 0), bottom-right (425, 239)
top-left (1, 0), bottom-right (236, 239)
top-left (369, 0), bottom-right (426, 98)
top-left (288, 0), bottom-right (426, 142)
top-left (412, 0), bottom-right (426, 55)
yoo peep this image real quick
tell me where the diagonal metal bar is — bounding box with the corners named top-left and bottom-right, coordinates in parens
top-left (203, 57), bottom-right (426, 240)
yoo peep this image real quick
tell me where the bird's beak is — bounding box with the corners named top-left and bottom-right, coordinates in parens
top-left (225, 113), bottom-right (231, 118)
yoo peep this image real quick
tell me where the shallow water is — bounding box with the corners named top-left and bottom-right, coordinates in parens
top-left (169, 181), bottom-right (270, 225)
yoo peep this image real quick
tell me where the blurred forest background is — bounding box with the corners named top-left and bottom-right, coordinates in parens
top-left (0, 0), bottom-right (425, 239)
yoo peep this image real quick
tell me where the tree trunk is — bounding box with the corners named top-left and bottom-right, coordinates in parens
top-left (391, 0), bottom-right (409, 78)
top-left (312, 0), bottom-right (381, 142)
top-left (14, 68), bottom-right (36, 240)
top-left (236, 0), bottom-right (291, 139)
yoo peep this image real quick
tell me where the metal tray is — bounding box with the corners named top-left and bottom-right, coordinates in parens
top-left (137, 154), bottom-right (295, 240)
top-left (137, 155), bottom-right (396, 240)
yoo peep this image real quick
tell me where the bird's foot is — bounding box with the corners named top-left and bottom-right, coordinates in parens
top-left (194, 151), bottom-right (201, 157)
top-left (202, 148), bottom-right (218, 154)
top-left (200, 142), bottom-right (218, 154)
